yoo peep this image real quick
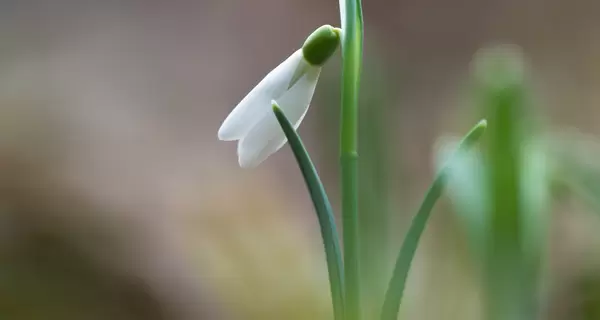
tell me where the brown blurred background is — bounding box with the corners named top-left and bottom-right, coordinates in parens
top-left (1, 1), bottom-right (600, 319)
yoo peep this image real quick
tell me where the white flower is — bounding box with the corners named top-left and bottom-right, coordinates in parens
top-left (218, 25), bottom-right (340, 168)
top-left (339, 0), bottom-right (346, 29)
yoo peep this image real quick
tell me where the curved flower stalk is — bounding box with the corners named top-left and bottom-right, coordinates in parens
top-left (218, 25), bottom-right (341, 168)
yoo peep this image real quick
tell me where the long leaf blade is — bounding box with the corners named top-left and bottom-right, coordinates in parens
top-left (380, 119), bottom-right (487, 320)
top-left (272, 102), bottom-right (345, 320)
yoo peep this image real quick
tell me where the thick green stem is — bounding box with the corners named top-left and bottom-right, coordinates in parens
top-left (341, 151), bottom-right (360, 320)
top-left (340, 0), bottom-right (364, 319)
top-left (273, 104), bottom-right (345, 320)
top-left (473, 47), bottom-right (533, 320)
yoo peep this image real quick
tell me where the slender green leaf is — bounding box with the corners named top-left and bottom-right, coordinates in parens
top-left (380, 119), bottom-right (487, 320)
top-left (272, 103), bottom-right (345, 320)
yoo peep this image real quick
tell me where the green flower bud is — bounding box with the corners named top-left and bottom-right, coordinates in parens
top-left (472, 44), bottom-right (526, 91)
top-left (302, 25), bottom-right (341, 66)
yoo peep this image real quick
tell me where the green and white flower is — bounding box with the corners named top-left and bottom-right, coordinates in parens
top-left (218, 25), bottom-right (340, 168)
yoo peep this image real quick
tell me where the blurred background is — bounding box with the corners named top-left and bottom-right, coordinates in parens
top-left (1, 0), bottom-right (600, 319)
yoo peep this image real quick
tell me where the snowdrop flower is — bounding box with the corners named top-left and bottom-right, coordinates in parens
top-left (218, 25), bottom-right (341, 168)
top-left (338, 0), bottom-right (346, 31)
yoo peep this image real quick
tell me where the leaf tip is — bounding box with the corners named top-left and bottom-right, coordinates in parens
top-left (477, 119), bottom-right (488, 130)
top-left (271, 100), bottom-right (281, 112)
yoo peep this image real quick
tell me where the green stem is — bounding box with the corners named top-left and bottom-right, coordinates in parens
top-left (272, 103), bottom-right (345, 320)
top-left (380, 120), bottom-right (487, 320)
top-left (476, 48), bottom-right (530, 320)
top-left (340, 0), bottom-right (364, 319)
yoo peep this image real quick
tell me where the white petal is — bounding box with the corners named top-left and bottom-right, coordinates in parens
top-left (218, 50), bottom-right (304, 141)
top-left (339, 0), bottom-right (346, 28)
top-left (237, 66), bottom-right (321, 168)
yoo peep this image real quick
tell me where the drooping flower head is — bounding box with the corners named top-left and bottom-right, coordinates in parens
top-left (218, 25), bottom-right (341, 168)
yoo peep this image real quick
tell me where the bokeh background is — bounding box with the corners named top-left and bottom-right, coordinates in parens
top-left (1, 1), bottom-right (600, 319)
